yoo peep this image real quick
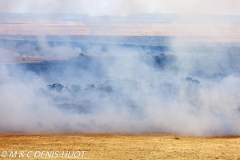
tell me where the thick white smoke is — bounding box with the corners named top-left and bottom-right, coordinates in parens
top-left (0, 0), bottom-right (240, 136)
top-left (1, 33), bottom-right (240, 136)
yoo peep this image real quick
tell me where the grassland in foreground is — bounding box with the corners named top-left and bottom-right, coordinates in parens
top-left (0, 134), bottom-right (240, 160)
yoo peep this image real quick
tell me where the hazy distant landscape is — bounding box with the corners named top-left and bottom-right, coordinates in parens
top-left (0, 12), bottom-right (240, 41)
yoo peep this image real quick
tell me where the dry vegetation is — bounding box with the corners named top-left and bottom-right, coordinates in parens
top-left (0, 19), bottom-right (240, 42)
top-left (0, 134), bottom-right (240, 160)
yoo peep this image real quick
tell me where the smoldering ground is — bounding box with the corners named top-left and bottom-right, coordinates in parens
top-left (1, 36), bottom-right (240, 136)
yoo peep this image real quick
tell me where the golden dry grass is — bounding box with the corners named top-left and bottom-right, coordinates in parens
top-left (0, 134), bottom-right (240, 160)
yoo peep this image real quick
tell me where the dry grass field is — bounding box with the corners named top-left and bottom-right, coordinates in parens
top-left (0, 19), bottom-right (240, 42)
top-left (0, 134), bottom-right (240, 160)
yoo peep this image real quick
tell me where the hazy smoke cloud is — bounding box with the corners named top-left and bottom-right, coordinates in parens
top-left (0, 0), bottom-right (240, 15)
top-left (0, 1), bottom-right (240, 136)
top-left (1, 32), bottom-right (240, 136)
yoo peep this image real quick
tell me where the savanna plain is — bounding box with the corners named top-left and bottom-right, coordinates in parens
top-left (1, 134), bottom-right (240, 159)
top-left (1, 15), bottom-right (240, 160)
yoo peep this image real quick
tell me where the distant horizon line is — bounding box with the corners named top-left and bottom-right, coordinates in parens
top-left (0, 12), bottom-right (240, 17)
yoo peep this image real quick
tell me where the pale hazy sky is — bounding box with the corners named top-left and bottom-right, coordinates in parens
top-left (0, 0), bottom-right (239, 16)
